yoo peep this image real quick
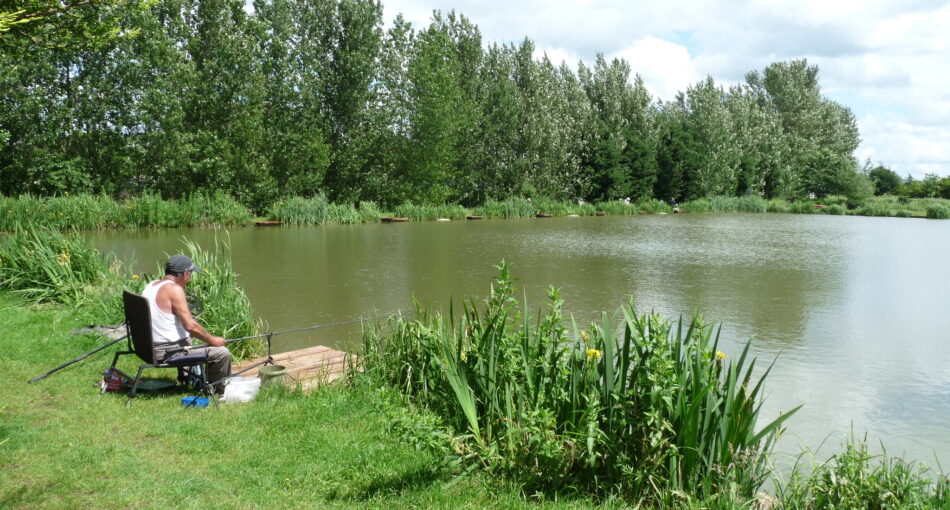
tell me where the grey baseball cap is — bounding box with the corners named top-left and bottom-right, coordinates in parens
top-left (165, 254), bottom-right (202, 274)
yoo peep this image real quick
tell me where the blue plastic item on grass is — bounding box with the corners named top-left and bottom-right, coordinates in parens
top-left (181, 396), bottom-right (209, 408)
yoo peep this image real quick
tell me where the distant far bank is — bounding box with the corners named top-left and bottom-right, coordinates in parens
top-left (1, 193), bottom-right (948, 233)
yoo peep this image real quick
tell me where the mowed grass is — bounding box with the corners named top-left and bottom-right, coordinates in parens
top-left (0, 293), bottom-right (615, 510)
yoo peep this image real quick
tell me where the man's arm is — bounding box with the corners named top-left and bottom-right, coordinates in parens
top-left (167, 285), bottom-right (226, 347)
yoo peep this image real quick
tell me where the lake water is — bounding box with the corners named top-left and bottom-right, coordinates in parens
top-left (89, 213), bottom-right (950, 467)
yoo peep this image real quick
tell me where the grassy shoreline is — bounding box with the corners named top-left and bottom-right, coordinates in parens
top-left (0, 292), bottom-right (579, 510)
top-left (2, 290), bottom-right (947, 509)
top-left (3, 193), bottom-right (949, 233)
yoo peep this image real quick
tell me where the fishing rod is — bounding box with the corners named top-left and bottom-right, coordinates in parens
top-left (29, 313), bottom-right (403, 383)
top-left (225, 313), bottom-right (400, 344)
top-left (28, 334), bottom-right (129, 383)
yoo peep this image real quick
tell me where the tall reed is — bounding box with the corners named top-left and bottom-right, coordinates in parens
top-left (0, 225), bottom-right (107, 304)
top-left (0, 192), bottom-right (252, 231)
top-left (681, 196), bottom-right (769, 213)
top-left (269, 194), bottom-right (369, 224)
top-left (363, 263), bottom-right (798, 503)
top-left (472, 198), bottom-right (536, 218)
top-left (393, 203), bottom-right (468, 221)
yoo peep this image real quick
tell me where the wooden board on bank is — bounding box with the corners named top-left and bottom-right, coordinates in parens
top-left (234, 345), bottom-right (355, 393)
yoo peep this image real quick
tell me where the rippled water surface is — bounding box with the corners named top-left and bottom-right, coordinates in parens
top-left (90, 213), bottom-right (950, 465)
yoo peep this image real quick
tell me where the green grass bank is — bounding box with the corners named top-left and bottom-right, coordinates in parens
top-left (2, 291), bottom-right (947, 508)
top-left (2, 292), bottom-right (602, 510)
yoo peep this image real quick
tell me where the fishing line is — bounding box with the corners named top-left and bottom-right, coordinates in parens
top-left (225, 311), bottom-right (404, 344)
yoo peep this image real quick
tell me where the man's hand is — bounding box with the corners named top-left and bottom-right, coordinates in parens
top-left (206, 335), bottom-right (226, 347)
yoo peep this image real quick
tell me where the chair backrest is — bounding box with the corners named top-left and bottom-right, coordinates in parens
top-left (123, 290), bottom-right (156, 364)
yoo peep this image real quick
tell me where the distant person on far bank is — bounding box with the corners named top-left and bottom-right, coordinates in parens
top-left (141, 254), bottom-right (231, 393)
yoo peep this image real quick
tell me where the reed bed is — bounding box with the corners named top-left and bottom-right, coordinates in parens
top-left (393, 203), bottom-right (469, 221)
top-left (0, 192), bottom-right (252, 231)
top-left (822, 204), bottom-right (847, 215)
top-left (270, 194), bottom-right (371, 224)
top-left (355, 200), bottom-right (383, 222)
top-left (680, 196), bottom-right (770, 213)
top-left (597, 200), bottom-right (637, 215)
top-left (363, 263), bottom-right (797, 504)
top-left (472, 197), bottom-right (538, 218)
top-left (635, 198), bottom-right (674, 214)
top-left (532, 196), bottom-right (597, 216)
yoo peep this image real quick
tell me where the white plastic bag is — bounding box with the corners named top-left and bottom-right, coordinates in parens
top-left (222, 376), bottom-right (261, 403)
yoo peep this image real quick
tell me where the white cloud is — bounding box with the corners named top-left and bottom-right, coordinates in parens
top-left (380, 0), bottom-right (950, 177)
top-left (610, 37), bottom-right (700, 101)
top-left (532, 46), bottom-right (578, 68)
top-left (858, 114), bottom-right (950, 177)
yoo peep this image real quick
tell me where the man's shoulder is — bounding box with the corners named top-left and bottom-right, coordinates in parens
top-left (156, 280), bottom-right (185, 297)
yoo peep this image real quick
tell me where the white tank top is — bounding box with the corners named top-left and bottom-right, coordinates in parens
top-left (141, 280), bottom-right (189, 344)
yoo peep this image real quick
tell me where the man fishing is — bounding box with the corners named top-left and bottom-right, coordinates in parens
top-left (141, 254), bottom-right (230, 393)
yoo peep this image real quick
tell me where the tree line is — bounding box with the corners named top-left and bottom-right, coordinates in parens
top-left (2, 0), bottom-right (867, 212)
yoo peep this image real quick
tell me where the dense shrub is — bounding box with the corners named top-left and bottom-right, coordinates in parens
top-left (926, 205), bottom-right (950, 219)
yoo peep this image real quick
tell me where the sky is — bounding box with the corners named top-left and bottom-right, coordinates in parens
top-left (380, 0), bottom-right (950, 179)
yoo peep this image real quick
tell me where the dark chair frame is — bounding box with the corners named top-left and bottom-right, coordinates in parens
top-left (105, 291), bottom-right (218, 408)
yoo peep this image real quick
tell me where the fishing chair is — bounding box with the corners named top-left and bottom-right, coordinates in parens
top-left (104, 291), bottom-right (218, 409)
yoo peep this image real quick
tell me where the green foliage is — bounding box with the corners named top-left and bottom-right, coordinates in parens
top-left (898, 173), bottom-right (950, 200)
top-left (1, 0), bottom-right (866, 209)
top-left (868, 165), bottom-right (902, 195)
top-left (598, 200), bottom-right (641, 215)
top-left (363, 263), bottom-right (798, 503)
top-left (765, 199), bottom-right (791, 213)
top-left (748, 60), bottom-right (861, 199)
top-left (821, 204), bottom-right (847, 215)
top-left (356, 201), bottom-right (383, 222)
top-left (777, 437), bottom-right (950, 510)
top-left (854, 202), bottom-right (894, 217)
top-left (926, 205), bottom-right (950, 219)
top-left (0, 0), bottom-right (124, 48)
top-left (634, 198), bottom-right (673, 214)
